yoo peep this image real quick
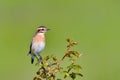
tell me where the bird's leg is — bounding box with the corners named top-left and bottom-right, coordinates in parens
top-left (35, 54), bottom-right (42, 63)
top-left (38, 55), bottom-right (42, 62)
top-left (34, 54), bottom-right (41, 65)
top-left (34, 54), bottom-right (39, 61)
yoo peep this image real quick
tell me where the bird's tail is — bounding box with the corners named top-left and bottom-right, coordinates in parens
top-left (31, 57), bottom-right (34, 64)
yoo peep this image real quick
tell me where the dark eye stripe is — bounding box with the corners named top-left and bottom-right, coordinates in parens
top-left (37, 29), bottom-right (40, 32)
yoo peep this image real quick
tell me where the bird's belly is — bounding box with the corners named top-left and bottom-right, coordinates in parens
top-left (32, 42), bottom-right (45, 55)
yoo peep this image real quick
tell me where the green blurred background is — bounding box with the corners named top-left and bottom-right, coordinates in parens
top-left (0, 0), bottom-right (120, 80)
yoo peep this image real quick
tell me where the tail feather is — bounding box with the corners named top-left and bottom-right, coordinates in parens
top-left (31, 57), bottom-right (34, 64)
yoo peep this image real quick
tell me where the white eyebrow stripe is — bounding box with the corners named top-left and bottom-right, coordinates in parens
top-left (37, 28), bottom-right (43, 30)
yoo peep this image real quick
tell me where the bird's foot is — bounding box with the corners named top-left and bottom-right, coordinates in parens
top-left (38, 56), bottom-right (42, 62)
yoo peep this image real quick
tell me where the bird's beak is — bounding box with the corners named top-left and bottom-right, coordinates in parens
top-left (47, 28), bottom-right (50, 31)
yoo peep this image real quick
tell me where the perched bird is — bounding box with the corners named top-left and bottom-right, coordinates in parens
top-left (28, 26), bottom-right (50, 64)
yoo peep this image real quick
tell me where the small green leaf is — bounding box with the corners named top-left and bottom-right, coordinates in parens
top-left (62, 70), bottom-right (68, 74)
top-left (65, 73), bottom-right (69, 77)
top-left (72, 51), bottom-right (80, 57)
top-left (74, 65), bottom-right (82, 71)
top-left (72, 42), bottom-right (78, 45)
top-left (70, 72), bottom-right (76, 80)
top-left (62, 71), bottom-right (70, 78)
top-left (44, 55), bottom-right (50, 61)
top-left (77, 73), bottom-right (83, 77)
top-left (36, 71), bottom-right (40, 75)
top-left (63, 71), bottom-right (69, 76)
top-left (66, 38), bottom-right (71, 42)
top-left (33, 77), bottom-right (37, 80)
top-left (67, 64), bottom-right (82, 71)
top-left (67, 64), bottom-right (74, 69)
top-left (53, 56), bottom-right (58, 61)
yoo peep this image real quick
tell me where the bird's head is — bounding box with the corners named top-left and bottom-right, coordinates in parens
top-left (36, 26), bottom-right (50, 34)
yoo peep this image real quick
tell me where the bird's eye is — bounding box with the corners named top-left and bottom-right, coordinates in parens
top-left (41, 29), bottom-right (44, 31)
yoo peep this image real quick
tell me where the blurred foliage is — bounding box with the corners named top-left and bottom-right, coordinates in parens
top-left (33, 39), bottom-right (83, 80)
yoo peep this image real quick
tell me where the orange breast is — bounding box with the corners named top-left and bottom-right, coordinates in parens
top-left (33, 34), bottom-right (45, 43)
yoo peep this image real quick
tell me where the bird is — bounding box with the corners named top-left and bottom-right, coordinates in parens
top-left (28, 26), bottom-right (50, 64)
